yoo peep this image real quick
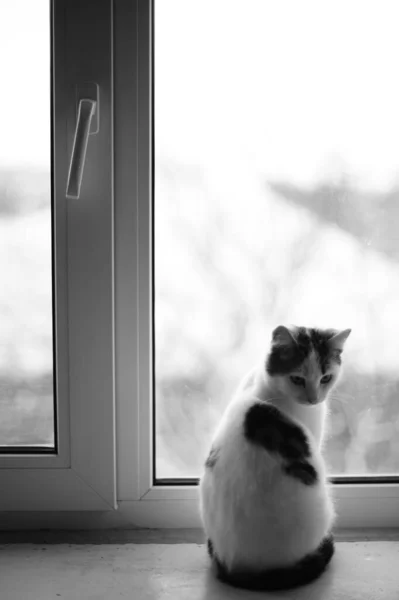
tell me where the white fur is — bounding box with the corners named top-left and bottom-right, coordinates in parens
top-left (199, 360), bottom-right (336, 571)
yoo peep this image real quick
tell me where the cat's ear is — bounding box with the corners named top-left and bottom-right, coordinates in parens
top-left (271, 325), bottom-right (296, 347)
top-left (328, 328), bottom-right (351, 352)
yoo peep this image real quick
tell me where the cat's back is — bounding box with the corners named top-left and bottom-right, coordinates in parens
top-left (199, 393), bottom-right (334, 570)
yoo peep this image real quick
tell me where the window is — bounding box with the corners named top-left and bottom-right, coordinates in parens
top-left (0, 1), bottom-right (54, 450)
top-left (0, 0), bottom-right (116, 513)
top-left (154, 0), bottom-right (399, 482)
top-left (123, 0), bottom-right (399, 529)
top-left (0, 0), bottom-right (398, 530)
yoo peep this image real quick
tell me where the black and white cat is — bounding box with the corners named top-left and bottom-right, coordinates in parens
top-left (199, 325), bottom-right (351, 590)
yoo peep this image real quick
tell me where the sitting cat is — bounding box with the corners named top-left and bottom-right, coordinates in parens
top-left (199, 325), bottom-right (351, 590)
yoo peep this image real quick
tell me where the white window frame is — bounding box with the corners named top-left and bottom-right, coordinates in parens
top-left (0, 0), bottom-right (397, 530)
top-left (0, 0), bottom-right (116, 513)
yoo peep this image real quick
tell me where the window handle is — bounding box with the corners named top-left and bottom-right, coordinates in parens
top-left (66, 98), bottom-right (97, 199)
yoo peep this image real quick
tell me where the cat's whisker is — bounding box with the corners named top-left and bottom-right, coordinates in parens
top-left (329, 393), bottom-right (349, 405)
top-left (331, 391), bottom-right (355, 400)
top-left (258, 397), bottom-right (281, 403)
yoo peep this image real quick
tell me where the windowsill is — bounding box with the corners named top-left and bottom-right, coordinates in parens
top-left (0, 532), bottom-right (398, 599)
top-left (1, 528), bottom-right (399, 544)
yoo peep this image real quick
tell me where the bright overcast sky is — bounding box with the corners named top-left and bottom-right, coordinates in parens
top-left (1, 0), bottom-right (399, 190)
top-left (0, 1), bottom-right (50, 170)
top-left (156, 0), bottom-right (399, 191)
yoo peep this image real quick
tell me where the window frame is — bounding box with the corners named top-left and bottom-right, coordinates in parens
top-left (0, 0), bottom-right (116, 512)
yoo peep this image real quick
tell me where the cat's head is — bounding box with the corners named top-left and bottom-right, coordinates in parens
top-left (266, 325), bottom-right (351, 406)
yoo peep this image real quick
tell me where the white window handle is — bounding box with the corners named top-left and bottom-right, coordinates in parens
top-left (66, 98), bottom-right (97, 199)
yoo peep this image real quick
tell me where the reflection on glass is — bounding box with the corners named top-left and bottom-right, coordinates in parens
top-left (0, 1), bottom-right (54, 447)
top-left (155, 0), bottom-right (399, 477)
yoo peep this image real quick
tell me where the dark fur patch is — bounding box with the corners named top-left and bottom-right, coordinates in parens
top-left (284, 461), bottom-right (318, 486)
top-left (266, 327), bottom-right (339, 376)
top-left (266, 337), bottom-right (309, 375)
top-left (306, 328), bottom-right (340, 373)
top-left (244, 403), bottom-right (310, 461)
top-left (212, 534), bottom-right (334, 591)
top-left (205, 446), bottom-right (220, 469)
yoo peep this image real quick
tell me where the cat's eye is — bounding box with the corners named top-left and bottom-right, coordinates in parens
top-left (290, 375), bottom-right (305, 386)
top-left (321, 374), bottom-right (333, 385)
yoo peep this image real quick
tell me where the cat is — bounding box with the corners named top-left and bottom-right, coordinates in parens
top-left (199, 324), bottom-right (351, 591)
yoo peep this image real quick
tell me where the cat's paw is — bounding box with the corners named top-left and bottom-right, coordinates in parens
top-left (244, 402), bottom-right (311, 461)
top-left (281, 429), bottom-right (311, 461)
top-left (284, 461), bottom-right (318, 485)
top-left (205, 446), bottom-right (220, 469)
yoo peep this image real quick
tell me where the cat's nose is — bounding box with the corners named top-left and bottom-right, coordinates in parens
top-left (307, 393), bottom-right (318, 405)
top-left (306, 384), bottom-right (318, 405)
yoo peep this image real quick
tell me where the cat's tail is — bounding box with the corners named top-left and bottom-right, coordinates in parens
top-left (211, 534), bottom-right (334, 591)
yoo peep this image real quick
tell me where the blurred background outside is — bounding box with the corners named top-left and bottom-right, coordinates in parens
top-left (155, 0), bottom-right (399, 477)
top-left (2, 0), bottom-right (399, 469)
top-left (0, 1), bottom-right (53, 446)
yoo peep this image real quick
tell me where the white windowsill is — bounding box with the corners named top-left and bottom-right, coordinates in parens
top-left (0, 534), bottom-right (398, 600)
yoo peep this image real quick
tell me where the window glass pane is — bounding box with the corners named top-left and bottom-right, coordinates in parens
top-left (0, 1), bottom-right (54, 448)
top-left (155, 0), bottom-right (399, 477)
